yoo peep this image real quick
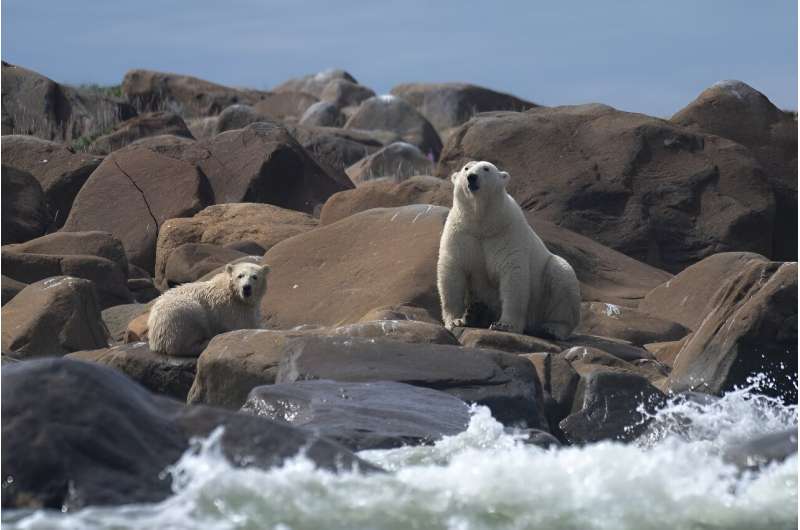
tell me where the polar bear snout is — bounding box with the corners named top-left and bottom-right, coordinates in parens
top-left (467, 173), bottom-right (480, 191)
top-left (242, 284), bottom-right (252, 297)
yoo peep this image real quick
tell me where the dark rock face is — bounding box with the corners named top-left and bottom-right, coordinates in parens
top-left (1, 277), bottom-right (110, 359)
top-left (559, 371), bottom-right (667, 443)
top-left (276, 335), bottom-right (548, 429)
top-left (345, 95), bottom-right (443, 160)
top-left (287, 124), bottom-right (391, 172)
top-left (1, 275), bottom-right (26, 305)
top-left (391, 82), bottom-right (537, 134)
top-left (1, 135), bottom-right (103, 228)
top-left (2, 231), bottom-right (133, 308)
top-left (671, 80), bottom-right (798, 261)
top-left (345, 141), bottom-right (434, 185)
top-left (1, 358), bottom-right (376, 510)
top-left (667, 260), bottom-right (797, 404)
top-left (101, 303), bottom-right (149, 343)
top-left (88, 112), bottom-right (193, 154)
top-left (243, 380), bottom-right (471, 450)
top-left (436, 104), bottom-right (775, 273)
top-left (2, 61), bottom-right (136, 143)
top-left (456, 328), bottom-right (561, 353)
top-left (1, 165), bottom-right (52, 244)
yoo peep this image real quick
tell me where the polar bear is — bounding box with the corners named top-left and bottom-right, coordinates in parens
top-left (148, 262), bottom-right (269, 356)
top-left (437, 161), bottom-right (580, 339)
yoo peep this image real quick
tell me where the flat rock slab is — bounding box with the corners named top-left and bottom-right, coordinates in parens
top-left (455, 327), bottom-right (561, 354)
top-left (243, 380), bottom-right (471, 450)
top-left (276, 335), bottom-right (547, 429)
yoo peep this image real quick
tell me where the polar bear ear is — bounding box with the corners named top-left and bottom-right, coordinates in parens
top-left (450, 170), bottom-right (459, 184)
top-left (499, 171), bottom-right (511, 186)
top-left (261, 264), bottom-right (271, 275)
top-left (226, 263), bottom-right (234, 275)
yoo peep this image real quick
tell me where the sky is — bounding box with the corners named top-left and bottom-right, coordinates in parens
top-left (2, 1), bottom-right (797, 117)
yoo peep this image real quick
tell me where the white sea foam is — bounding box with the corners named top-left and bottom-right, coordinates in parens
top-left (4, 384), bottom-right (797, 530)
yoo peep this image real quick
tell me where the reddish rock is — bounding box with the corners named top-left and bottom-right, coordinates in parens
top-left (577, 301), bottom-right (688, 346)
top-left (253, 91), bottom-right (319, 122)
top-left (88, 112), bottom-right (193, 155)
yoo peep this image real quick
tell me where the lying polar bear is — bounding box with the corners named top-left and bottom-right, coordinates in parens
top-left (148, 261), bottom-right (269, 356)
top-left (437, 161), bottom-right (581, 339)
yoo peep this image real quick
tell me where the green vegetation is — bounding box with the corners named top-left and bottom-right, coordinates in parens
top-left (77, 83), bottom-right (124, 99)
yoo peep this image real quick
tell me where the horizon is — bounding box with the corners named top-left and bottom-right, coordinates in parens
top-left (2, 1), bottom-right (797, 117)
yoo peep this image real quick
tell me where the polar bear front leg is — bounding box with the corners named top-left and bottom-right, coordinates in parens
top-left (438, 260), bottom-right (469, 330)
top-left (490, 265), bottom-right (529, 334)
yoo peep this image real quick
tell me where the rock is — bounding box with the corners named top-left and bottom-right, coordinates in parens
top-left (224, 240), bottom-right (266, 255)
top-left (456, 328), bottom-right (561, 353)
top-left (121, 69), bottom-right (268, 118)
top-left (253, 92), bottom-right (319, 122)
top-left (164, 243), bottom-right (248, 286)
top-left (562, 346), bottom-right (645, 377)
top-left (287, 125), bottom-right (396, 172)
top-left (559, 371), bottom-right (667, 443)
top-left (521, 352), bottom-right (580, 423)
top-left (3, 230), bottom-right (130, 275)
top-left (577, 301), bottom-right (689, 346)
top-left (2, 61), bottom-right (136, 143)
top-left (1, 277), bottom-right (110, 358)
top-left (262, 205), bottom-right (448, 328)
top-left (320, 79), bottom-right (376, 108)
top-left (243, 380), bottom-right (470, 450)
top-left (274, 69), bottom-right (357, 98)
top-left (640, 252), bottom-right (769, 330)
top-left (186, 116), bottom-right (218, 140)
top-left (723, 429), bottom-right (798, 470)
top-left (1, 358), bottom-right (375, 510)
top-left (101, 303), bottom-right (149, 343)
top-left (61, 143), bottom-right (214, 272)
top-left (667, 260), bottom-right (797, 403)
top-left (68, 342), bottom-right (196, 400)
top-left (327, 320), bottom-right (458, 345)
top-left (671, 81), bottom-right (797, 260)
top-left (345, 141), bottom-right (434, 185)
top-left (215, 104), bottom-right (263, 133)
top-left (555, 334), bottom-right (653, 362)
top-left (88, 112), bottom-right (193, 155)
top-left (518, 429), bottom-right (562, 448)
top-left (437, 104), bottom-right (775, 273)
top-left (154, 203), bottom-right (317, 289)
top-left (1, 135), bottom-right (103, 227)
top-left (357, 304), bottom-right (440, 324)
top-left (644, 336), bottom-right (690, 367)
top-left (1, 275), bottom-right (26, 305)
top-left (299, 101), bottom-right (345, 127)
top-left (1, 165), bottom-right (52, 243)
top-left (127, 277), bottom-right (161, 304)
top-left (345, 95), bottom-right (443, 159)
top-left (390, 82), bottom-right (537, 134)
top-left (276, 335), bottom-right (547, 428)
top-left (320, 175), bottom-right (452, 225)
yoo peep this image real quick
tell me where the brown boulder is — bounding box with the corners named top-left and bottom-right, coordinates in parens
top-left (320, 79), bottom-right (376, 108)
top-left (1, 276), bottom-right (110, 358)
top-left (101, 303), bottom-right (149, 343)
top-left (121, 69), bottom-right (268, 118)
top-left (299, 101), bottom-right (345, 128)
top-left (345, 95), bottom-right (443, 159)
top-left (261, 205), bottom-right (448, 328)
top-left (437, 104), bottom-right (775, 273)
top-left (577, 301), bottom-right (689, 346)
top-left (456, 328), bottom-right (561, 353)
top-left (154, 203), bottom-right (318, 289)
top-left (640, 252), bottom-right (769, 330)
top-left (1, 275), bottom-right (26, 305)
top-left (253, 92), bottom-right (319, 122)
top-left (345, 142), bottom-right (434, 185)
top-left (273, 69), bottom-right (357, 98)
top-left (61, 144), bottom-right (213, 272)
top-left (215, 104), bottom-right (262, 133)
top-left (390, 82), bottom-right (537, 134)
top-left (1, 135), bottom-right (102, 228)
top-left (667, 260), bottom-right (797, 403)
top-left (88, 112), bottom-right (193, 155)
top-left (1, 165), bottom-right (52, 243)
top-left (671, 81), bottom-right (797, 260)
top-left (163, 243), bottom-right (248, 286)
top-left (286, 124), bottom-right (392, 172)
top-left (186, 116), bottom-right (218, 140)
top-left (328, 320), bottom-right (458, 345)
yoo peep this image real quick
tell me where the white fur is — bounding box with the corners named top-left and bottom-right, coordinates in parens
top-left (437, 161), bottom-right (581, 339)
top-left (148, 262), bottom-right (269, 356)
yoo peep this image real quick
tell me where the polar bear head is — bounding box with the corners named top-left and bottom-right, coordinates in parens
top-left (450, 161), bottom-right (510, 202)
top-left (225, 262), bottom-right (269, 304)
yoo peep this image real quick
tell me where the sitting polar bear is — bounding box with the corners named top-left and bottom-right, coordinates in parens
top-left (437, 161), bottom-right (581, 339)
top-left (148, 262), bottom-right (269, 356)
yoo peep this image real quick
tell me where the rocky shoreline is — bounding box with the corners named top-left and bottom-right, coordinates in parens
top-left (1, 62), bottom-right (797, 512)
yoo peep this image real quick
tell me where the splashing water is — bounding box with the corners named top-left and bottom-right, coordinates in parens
top-left (4, 384), bottom-right (797, 530)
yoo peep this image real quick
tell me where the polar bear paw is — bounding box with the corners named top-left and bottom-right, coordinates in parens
top-left (489, 321), bottom-right (515, 333)
top-left (447, 317), bottom-right (468, 330)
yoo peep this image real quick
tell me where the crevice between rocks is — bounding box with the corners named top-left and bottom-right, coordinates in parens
top-left (112, 158), bottom-right (159, 235)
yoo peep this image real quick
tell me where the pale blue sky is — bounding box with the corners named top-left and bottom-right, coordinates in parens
top-left (2, 1), bottom-right (797, 117)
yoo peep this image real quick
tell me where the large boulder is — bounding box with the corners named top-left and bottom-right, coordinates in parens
top-left (640, 252), bottom-right (769, 330)
top-left (276, 335), bottom-right (547, 428)
top-left (286, 124), bottom-right (391, 172)
top-left (253, 91), bottom-right (319, 122)
top-left (273, 69), bottom-right (357, 98)
top-left (121, 69), bottom-right (268, 118)
top-left (1, 358), bottom-right (375, 510)
top-left (261, 205), bottom-right (447, 328)
top-left (1, 165), bottom-right (52, 243)
top-left (576, 301), bottom-right (689, 346)
top-left (2, 61), bottom-right (136, 143)
top-left (163, 243), bottom-right (248, 286)
top-left (154, 203), bottom-right (318, 289)
top-left (320, 79), bottom-right (375, 108)
top-left (345, 95), bottom-right (443, 159)
top-left (667, 260), bottom-right (797, 403)
top-left (1, 275), bottom-right (26, 305)
top-left (299, 101), bottom-right (345, 128)
top-left (61, 143), bottom-right (214, 272)
top-left (436, 104), bottom-right (775, 273)
top-left (1, 135), bottom-right (102, 228)
top-left (214, 104), bottom-right (262, 133)
top-left (345, 142), bottom-right (434, 185)
top-left (390, 82), bottom-right (537, 135)
top-left (1, 277), bottom-right (110, 358)
top-left (671, 81), bottom-right (797, 260)
top-left (101, 303), bottom-right (149, 343)
top-left (243, 380), bottom-right (470, 450)
top-left (2, 231), bottom-right (133, 308)
top-left (88, 112), bottom-right (193, 155)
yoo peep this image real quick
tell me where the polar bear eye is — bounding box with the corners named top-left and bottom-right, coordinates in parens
top-left (482, 167), bottom-right (488, 171)
top-left (238, 274), bottom-right (244, 279)
top-left (251, 275), bottom-right (258, 280)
